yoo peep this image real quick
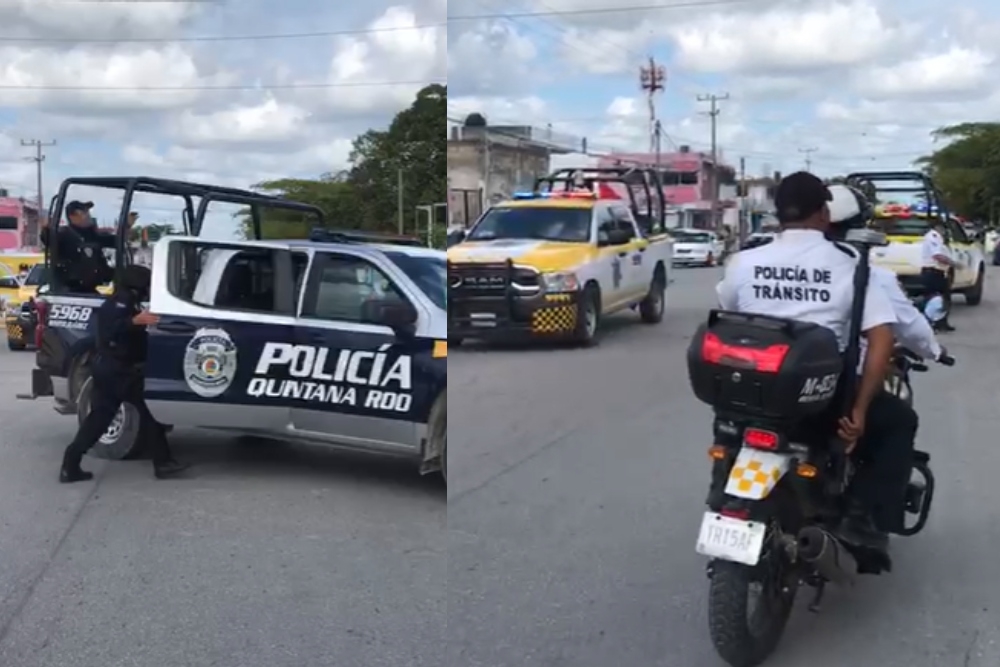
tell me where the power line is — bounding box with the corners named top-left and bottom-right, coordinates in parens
top-left (0, 79), bottom-right (442, 91)
top-left (0, 22), bottom-right (445, 44)
top-left (449, 0), bottom-right (763, 21)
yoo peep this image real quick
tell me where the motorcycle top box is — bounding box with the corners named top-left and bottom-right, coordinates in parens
top-left (687, 310), bottom-right (843, 421)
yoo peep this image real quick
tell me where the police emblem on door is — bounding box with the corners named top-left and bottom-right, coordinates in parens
top-left (183, 327), bottom-right (238, 398)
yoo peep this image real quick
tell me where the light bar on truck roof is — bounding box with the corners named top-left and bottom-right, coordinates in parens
top-left (874, 202), bottom-right (941, 218)
top-left (511, 190), bottom-right (597, 200)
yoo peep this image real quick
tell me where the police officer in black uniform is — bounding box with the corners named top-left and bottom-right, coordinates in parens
top-left (41, 202), bottom-right (135, 293)
top-left (60, 264), bottom-right (190, 483)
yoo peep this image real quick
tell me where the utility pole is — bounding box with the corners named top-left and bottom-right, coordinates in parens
top-left (697, 93), bottom-right (728, 230)
top-left (397, 167), bottom-right (404, 234)
top-left (640, 57), bottom-right (666, 154)
top-left (799, 147), bottom-right (818, 171)
top-left (739, 156), bottom-right (747, 243)
top-left (654, 120), bottom-right (662, 168)
top-left (21, 139), bottom-right (55, 247)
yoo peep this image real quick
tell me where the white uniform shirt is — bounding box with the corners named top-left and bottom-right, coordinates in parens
top-left (856, 266), bottom-right (941, 367)
top-left (717, 229), bottom-right (896, 351)
top-left (920, 229), bottom-right (950, 269)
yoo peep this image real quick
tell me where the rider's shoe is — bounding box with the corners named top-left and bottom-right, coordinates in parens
top-left (837, 513), bottom-right (889, 552)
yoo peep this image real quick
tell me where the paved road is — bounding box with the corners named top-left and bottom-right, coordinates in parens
top-left (0, 352), bottom-right (445, 667)
top-left (448, 266), bottom-right (1000, 667)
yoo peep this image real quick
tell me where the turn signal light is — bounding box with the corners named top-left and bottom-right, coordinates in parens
top-left (708, 445), bottom-right (726, 460)
top-left (796, 463), bottom-right (818, 478)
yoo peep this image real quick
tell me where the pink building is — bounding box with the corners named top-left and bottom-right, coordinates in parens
top-left (0, 196), bottom-right (43, 251)
top-left (597, 145), bottom-right (736, 228)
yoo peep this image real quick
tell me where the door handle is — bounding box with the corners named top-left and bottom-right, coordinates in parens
top-left (617, 251), bottom-right (628, 257)
top-left (156, 321), bottom-right (196, 334)
top-left (638, 247), bottom-right (647, 252)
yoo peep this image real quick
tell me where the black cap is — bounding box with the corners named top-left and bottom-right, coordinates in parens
top-left (65, 200), bottom-right (94, 217)
top-left (774, 172), bottom-right (831, 223)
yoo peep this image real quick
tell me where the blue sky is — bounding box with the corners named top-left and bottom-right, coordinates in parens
top-left (0, 0), bottom-right (445, 238)
top-left (447, 0), bottom-right (1000, 180)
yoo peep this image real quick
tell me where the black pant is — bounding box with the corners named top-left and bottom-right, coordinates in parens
top-left (65, 362), bottom-right (171, 465)
top-left (849, 391), bottom-right (918, 532)
top-left (921, 267), bottom-right (950, 317)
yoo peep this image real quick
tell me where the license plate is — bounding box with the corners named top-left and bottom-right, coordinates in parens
top-left (470, 313), bottom-right (496, 328)
top-left (695, 512), bottom-right (767, 565)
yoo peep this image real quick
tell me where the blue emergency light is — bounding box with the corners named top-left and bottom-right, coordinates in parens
top-left (512, 191), bottom-right (549, 199)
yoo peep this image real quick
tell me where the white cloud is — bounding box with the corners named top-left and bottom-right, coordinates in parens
top-left (447, 21), bottom-right (538, 96)
top-left (854, 47), bottom-right (996, 98)
top-left (668, 1), bottom-right (916, 74)
top-left (171, 97), bottom-right (313, 148)
top-left (0, 44), bottom-right (233, 112)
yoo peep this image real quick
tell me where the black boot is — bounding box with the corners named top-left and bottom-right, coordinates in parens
top-left (153, 459), bottom-right (191, 479)
top-left (837, 509), bottom-right (889, 551)
top-left (59, 449), bottom-right (93, 484)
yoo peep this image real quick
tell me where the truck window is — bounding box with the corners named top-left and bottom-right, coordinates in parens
top-left (468, 207), bottom-right (592, 243)
top-left (595, 207), bottom-right (615, 243)
top-left (168, 243), bottom-right (305, 314)
top-left (610, 207), bottom-right (637, 241)
top-left (301, 253), bottom-right (409, 324)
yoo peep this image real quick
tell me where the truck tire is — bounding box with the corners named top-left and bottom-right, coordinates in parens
top-left (7, 338), bottom-right (25, 351)
top-left (424, 393), bottom-right (447, 483)
top-left (76, 376), bottom-right (146, 461)
top-left (572, 283), bottom-right (601, 347)
top-left (964, 265), bottom-right (985, 305)
top-left (639, 267), bottom-right (666, 324)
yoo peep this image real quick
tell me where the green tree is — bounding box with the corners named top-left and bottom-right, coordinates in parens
top-left (238, 171), bottom-right (358, 239)
top-left (917, 122), bottom-right (1000, 221)
top-left (348, 83), bottom-right (447, 233)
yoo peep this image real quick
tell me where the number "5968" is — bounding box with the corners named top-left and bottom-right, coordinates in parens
top-left (50, 305), bottom-right (92, 322)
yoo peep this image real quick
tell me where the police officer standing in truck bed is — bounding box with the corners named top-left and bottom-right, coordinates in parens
top-left (40, 202), bottom-right (136, 293)
top-left (60, 264), bottom-right (189, 483)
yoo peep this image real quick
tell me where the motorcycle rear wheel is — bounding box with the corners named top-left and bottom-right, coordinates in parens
top-left (708, 547), bottom-right (797, 667)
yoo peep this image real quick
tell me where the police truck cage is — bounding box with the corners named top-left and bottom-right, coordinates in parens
top-left (46, 176), bottom-right (326, 293)
top-left (308, 228), bottom-right (424, 247)
top-left (844, 171), bottom-right (952, 227)
top-left (533, 167), bottom-right (667, 236)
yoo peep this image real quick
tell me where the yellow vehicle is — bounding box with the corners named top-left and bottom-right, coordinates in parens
top-left (870, 203), bottom-right (986, 304)
top-left (447, 190), bottom-right (673, 345)
top-left (5, 264), bottom-right (111, 350)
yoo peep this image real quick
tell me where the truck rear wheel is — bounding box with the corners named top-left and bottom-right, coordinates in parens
top-left (76, 376), bottom-right (146, 460)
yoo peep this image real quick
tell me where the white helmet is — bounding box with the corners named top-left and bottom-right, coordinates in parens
top-left (827, 183), bottom-right (873, 229)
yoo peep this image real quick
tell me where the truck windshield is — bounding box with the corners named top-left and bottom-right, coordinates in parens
top-left (385, 252), bottom-right (445, 310)
top-left (467, 207), bottom-right (591, 243)
top-left (872, 216), bottom-right (931, 236)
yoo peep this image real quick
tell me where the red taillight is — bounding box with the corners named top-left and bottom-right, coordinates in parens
top-left (701, 333), bottom-right (789, 372)
top-left (720, 508), bottom-right (751, 519)
top-left (744, 428), bottom-right (779, 450)
top-left (34, 300), bottom-right (47, 348)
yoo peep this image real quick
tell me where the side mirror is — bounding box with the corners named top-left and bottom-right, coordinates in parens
top-left (365, 300), bottom-right (418, 337)
top-left (598, 229), bottom-right (631, 246)
top-left (446, 230), bottom-right (466, 248)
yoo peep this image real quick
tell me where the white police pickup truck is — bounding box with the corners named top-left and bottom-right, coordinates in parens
top-left (39, 236), bottom-right (449, 482)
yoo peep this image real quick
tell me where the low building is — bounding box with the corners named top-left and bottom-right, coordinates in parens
top-left (447, 119), bottom-right (575, 227)
top-left (0, 194), bottom-right (43, 251)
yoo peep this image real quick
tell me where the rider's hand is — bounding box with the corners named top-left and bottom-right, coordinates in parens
top-left (837, 407), bottom-right (866, 452)
top-left (132, 310), bottom-right (159, 326)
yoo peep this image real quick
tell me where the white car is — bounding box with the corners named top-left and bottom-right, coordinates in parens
top-left (671, 229), bottom-right (724, 267)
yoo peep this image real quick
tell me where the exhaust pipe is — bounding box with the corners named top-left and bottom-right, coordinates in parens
top-left (797, 526), bottom-right (857, 585)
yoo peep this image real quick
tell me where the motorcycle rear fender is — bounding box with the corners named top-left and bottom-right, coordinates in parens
top-left (724, 447), bottom-right (793, 500)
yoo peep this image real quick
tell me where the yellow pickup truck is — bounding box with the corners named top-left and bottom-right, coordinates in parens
top-left (447, 190), bottom-right (673, 345)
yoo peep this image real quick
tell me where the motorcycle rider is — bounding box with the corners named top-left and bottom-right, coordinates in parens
top-left (826, 183), bottom-right (947, 542)
top-left (716, 171), bottom-right (898, 550)
top-left (920, 216), bottom-right (956, 332)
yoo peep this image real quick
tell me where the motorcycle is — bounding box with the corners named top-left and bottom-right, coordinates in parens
top-left (688, 312), bottom-right (954, 667)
